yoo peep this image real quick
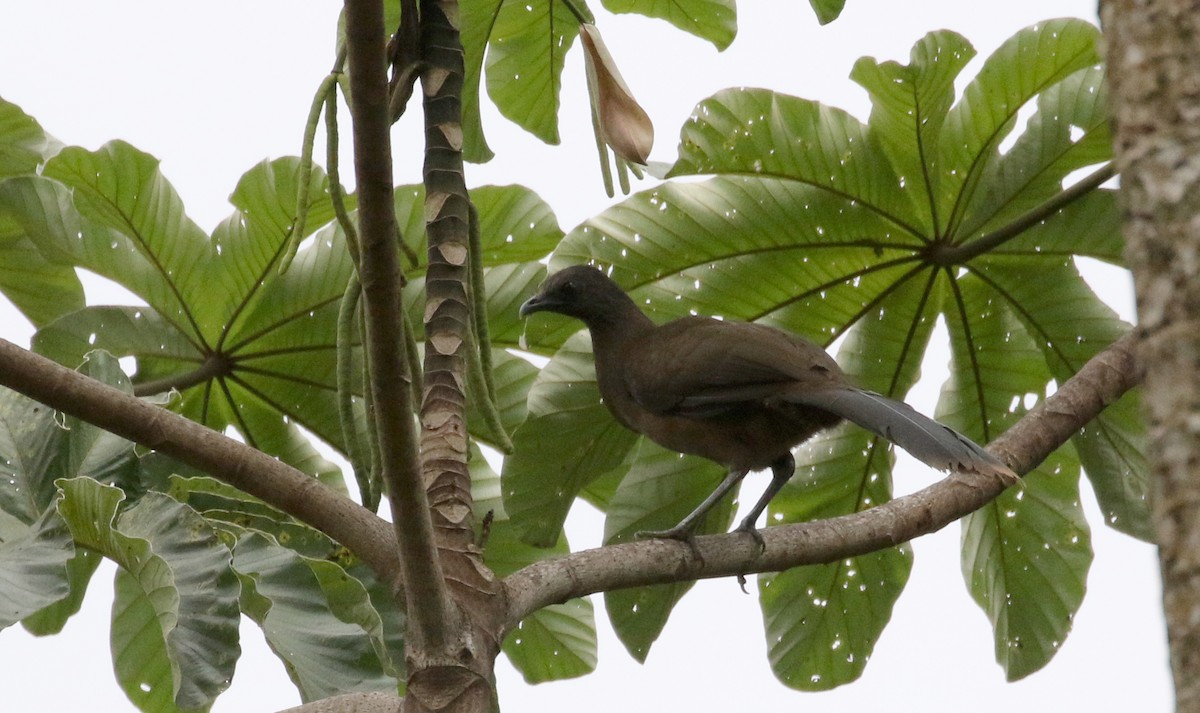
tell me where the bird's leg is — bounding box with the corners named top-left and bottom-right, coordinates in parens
top-left (734, 452), bottom-right (796, 551)
top-left (637, 468), bottom-right (750, 542)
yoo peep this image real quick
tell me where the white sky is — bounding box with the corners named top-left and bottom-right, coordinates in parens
top-left (0, 1), bottom-right (1168, 712)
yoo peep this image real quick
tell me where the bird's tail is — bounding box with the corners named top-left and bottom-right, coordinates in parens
top-left (785, 387), bottom-right (1017, 481)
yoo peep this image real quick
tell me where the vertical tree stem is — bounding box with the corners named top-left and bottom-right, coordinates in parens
top-left (343, 0), bottom-right (454, 648)
top-left (418, 0), bottom-right (478, 556)
top-left (1102, 2), bottom-right (1200, 710)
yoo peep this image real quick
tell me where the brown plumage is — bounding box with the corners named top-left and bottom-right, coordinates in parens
top-left (520, 265), bottom-right (1017, 541)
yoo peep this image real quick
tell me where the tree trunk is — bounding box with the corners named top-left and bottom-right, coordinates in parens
top-left (1102, 2), bottom-right (1200, 710)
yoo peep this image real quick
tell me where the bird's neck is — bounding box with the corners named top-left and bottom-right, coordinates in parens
top-left (583, 296), bottom-right (655, 351)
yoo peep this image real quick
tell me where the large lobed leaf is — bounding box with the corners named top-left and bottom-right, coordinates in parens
top-left (504, 18), bottom-right (1137, 687)
top-left (0, 143), bottom-right (560, 471)
top-left (232, 533), bottom-right (400, 702)
top-left (57, 477), bottom-right (241, 712)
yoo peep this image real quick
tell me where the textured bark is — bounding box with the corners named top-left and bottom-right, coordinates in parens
top-left (1102, 2), bottom-right (1200, 709)
top-left (408, 1), bottom-right (505, 711)
top-left (280, 692), bottom-right (403, 713)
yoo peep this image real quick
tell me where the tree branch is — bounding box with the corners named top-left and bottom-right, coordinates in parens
top-left (500, 330), bottom-right (1142, 630)
top-left (938, 162), bottom-right (1116, 263)
top-left (0, 338), bottom-right (402, 588)
top-left (343, 0), bottom-right (455, 643)
top-left (279, 692), bottom-right (402, 713)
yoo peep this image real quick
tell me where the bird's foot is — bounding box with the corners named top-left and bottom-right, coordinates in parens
top-left (637, 525), bottom-right (702, 561)
top-left (734, 518), bottom-right (766, 554)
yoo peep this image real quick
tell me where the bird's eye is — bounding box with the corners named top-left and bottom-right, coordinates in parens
top-left (559, 280), bottom-right (577, 297)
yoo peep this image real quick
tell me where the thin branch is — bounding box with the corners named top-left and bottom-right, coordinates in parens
top-left (940, 162), bottom-right (1116, 262)
top-left (344, 0), bottom-right (454, 642)
top-left (464, 201), bottom-right (512, 453)
top-left (280, 72), bottom-right (339, 274)
top-left (337, 274), bottom-right (377, 511)
top-left (0, 338), bottom-right (401, 588)
top-left (500, 330), bottom-right (1142, 631)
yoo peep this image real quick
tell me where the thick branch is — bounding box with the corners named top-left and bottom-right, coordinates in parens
top-left (279, 692), bottom-right (402, 713)
top-left (0, 338), bottom-right (401, 586)
top-left (343, 0), bottom-right (454, 642)
top-left (501, 330), bottom-right (1142, 630)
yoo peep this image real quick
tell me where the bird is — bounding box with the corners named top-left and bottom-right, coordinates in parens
top-left (519, 265), bottom-right (1018, 544)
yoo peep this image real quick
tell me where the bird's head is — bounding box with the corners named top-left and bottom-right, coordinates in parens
top-left (520, 265), bottom-right (636, 327)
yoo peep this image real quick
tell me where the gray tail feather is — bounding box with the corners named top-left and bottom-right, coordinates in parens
top-left (789, 387), bottom-right (1015, 477)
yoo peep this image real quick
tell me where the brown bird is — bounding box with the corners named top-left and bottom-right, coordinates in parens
top-left (520, 265), bottom-right (1017, 543)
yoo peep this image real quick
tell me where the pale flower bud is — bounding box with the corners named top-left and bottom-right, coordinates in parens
top-left (580, 23), bottom-right (654, 165)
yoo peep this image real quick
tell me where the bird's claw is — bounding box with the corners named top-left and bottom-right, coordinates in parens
top-left (734, 519), bottom-right (766, 554)
top-left (637, 526), bottom-right (702, 560)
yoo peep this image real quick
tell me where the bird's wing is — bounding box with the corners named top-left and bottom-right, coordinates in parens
top-left (621, 318), bottom-right (844, 416)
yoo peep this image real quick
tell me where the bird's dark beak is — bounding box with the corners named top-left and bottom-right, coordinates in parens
top-left (519, 294), bottom-right (547, 318)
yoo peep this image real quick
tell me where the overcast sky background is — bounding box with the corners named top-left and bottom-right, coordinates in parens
top-left (0, 1), bottom-right (1169, 711)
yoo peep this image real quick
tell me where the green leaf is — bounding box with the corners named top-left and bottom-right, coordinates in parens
top-left (0, 96), bottom-right (61, 176)
top-left (20, 548), bottom-right (101, 635)
top-left (0, 508), bottom-right (74, 629)
top-left (851, 30), bottom-right (976, 231)
top-left (485, 0), bottom-right (580, 144)
top-left (0, 208), bottom-right (84, 326)
top-left (502, 332), bottom-right (639, 546)
top-left (232, 532), bottom-right (399, 701)
top-left (670, 87), bottom-right (921, 233)
top-left (460, 0), bottom-right (502, 162)
top-left (994, 188), bottom-right (1124, 262)
top-left (806, 0), bottom-right (846, 25)
top-left (502, 593), bottom-right (597, 683)
top-left (485, 516), bottom-right (597, 682)
top-left (7, 154), bottom-right (353, 481)
top-left (957, 66), bottom-right (1111, 239)
top-left (44, 142), bottom-right (214, 342)
top-left (939, 18), bottom-right (1102, 234)
top-left (111, 568), bottom-right (188, 713)
top-left (0, 351), bottom-right (139, 530)
top-left (56, 478), bottom-right (240, 711)
top-left (553, 177), bottom-right (923, 343)
top-left (465, 348), bottom-right (539, 446)
top-left (603, 0), bottom-right (736, 49)
top-left (0, 352), bottom-right (134, 636)
top-left (24, 175), bottom-right (556, 461)
top-left (165, 473), bottom-right (409, 683)
top-left (472, 184), bottom-right (565, 265)
top-left (602, 440), bottom-right (733, 662)
top-left (761, 425), bottom-right (910, 689)
top-left (940, 274), bottom-right (1092, 679)
top-left (473, 439), bottom-right (597, 682)
top-left (970, 257), bottom-right (1146, 539)
top-left (0, 387), bottom-right (68, 526)
top-left (760, 546), bottom-right (911, 690)
top-left (962, 451), bottom-right (1091, 681)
